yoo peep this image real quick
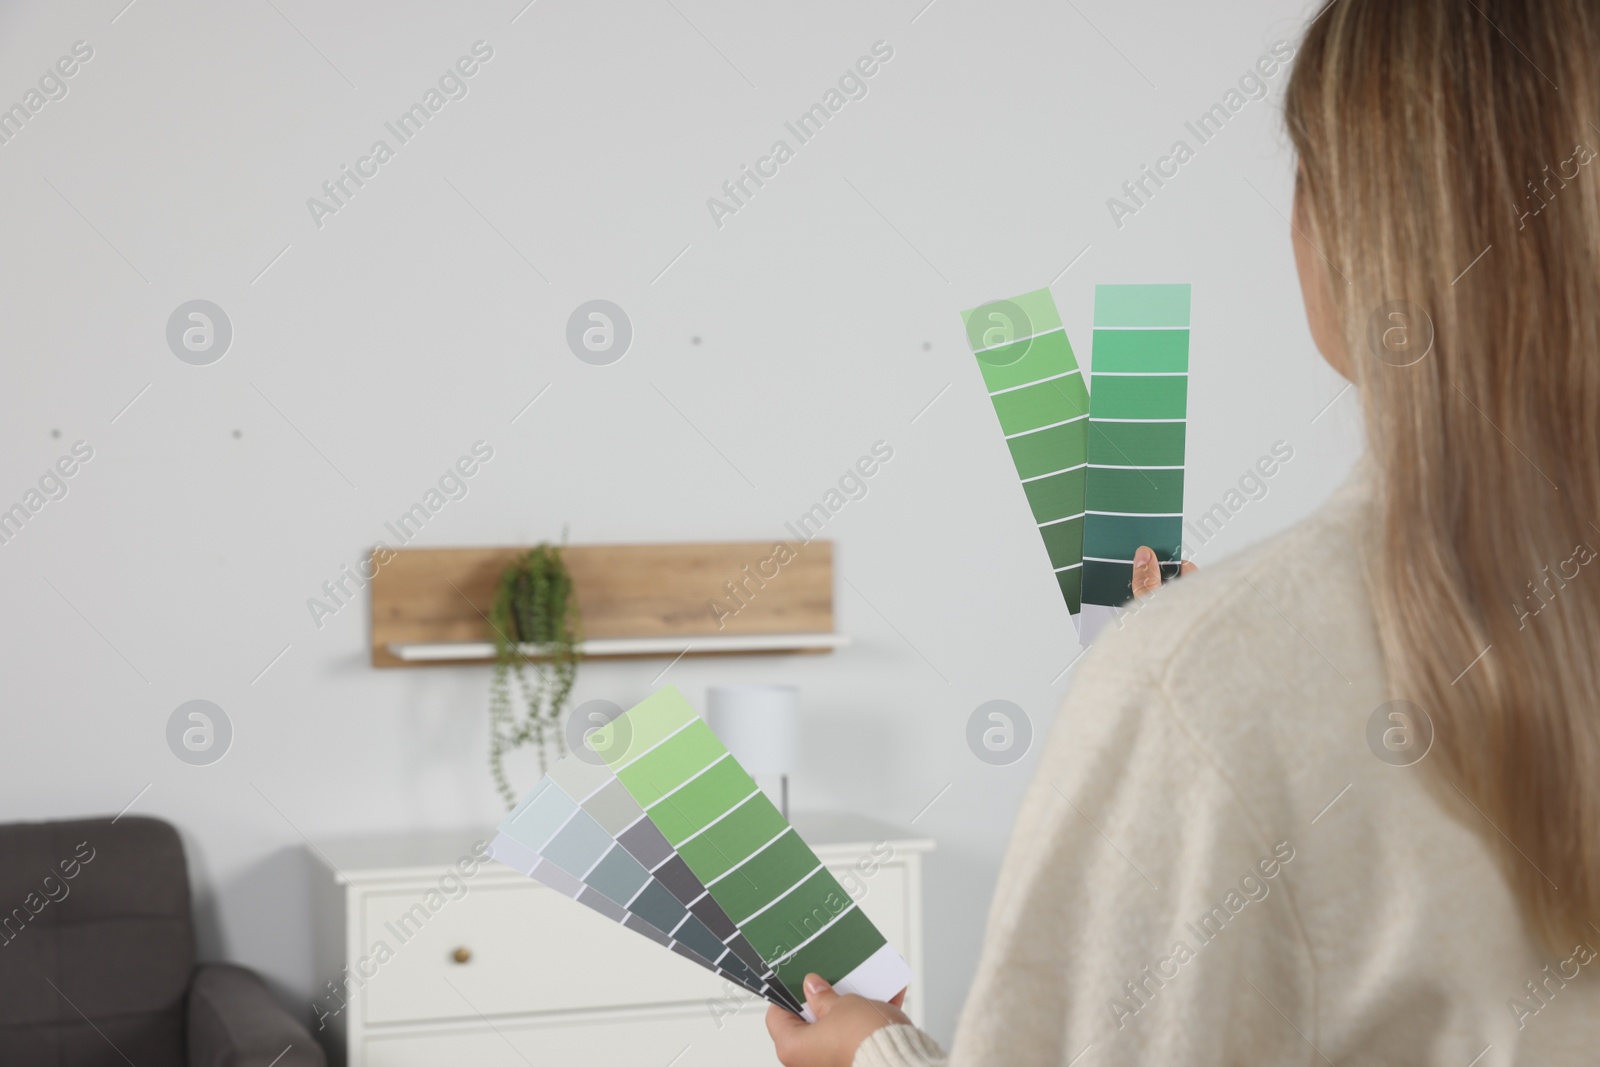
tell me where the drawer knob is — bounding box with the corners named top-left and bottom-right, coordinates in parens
top-left (452, 947), bottom-right (472, 964)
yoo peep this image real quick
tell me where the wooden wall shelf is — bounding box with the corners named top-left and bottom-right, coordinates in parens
top-left (369, 541), bottom-right (839, 668)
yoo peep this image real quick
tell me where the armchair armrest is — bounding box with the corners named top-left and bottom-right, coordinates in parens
top-left (187, 963), bottom-right (326, 1067)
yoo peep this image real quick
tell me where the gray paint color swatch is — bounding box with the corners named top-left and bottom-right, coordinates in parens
top-left (497, 781), bottom-right (777, 1002)
top-left (555, 744), bottom-right (802, 1013)
top-left (493, 835), bottom-right (769, 995)
top-left (541, 812), bottom-right (616, 876)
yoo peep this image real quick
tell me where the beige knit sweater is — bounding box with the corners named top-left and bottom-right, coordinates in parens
top-left (858, 463), bottom-right (1600, 1066)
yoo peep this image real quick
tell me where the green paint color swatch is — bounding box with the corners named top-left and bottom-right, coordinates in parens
top-left (1087, 420), bottom-right (1187, 468)
top-left (990, 376), bottom-right (1090, 435)
top-left (592, 688), bottom-right (891, 994)
top-left (774, 906), bottom-right (885, 987)
top-left (619, 720), bottom-right (726, 805)
top-left (1084, 284), bottom-right (1191, 608)
top-left (1008, 420), bottom-right (1089, 480)
top-left (632, 756), bottom-right (752, 845)
top-left (1081, 560), bottom-right (1137, 605)
top-left (963, 288), bottom-right (1087, 615)
top-left (1093, 283), bottom-right (1192, 328)
top-left (1086, 375), bottom-right (1187, 420)
top-left (973, 330), bottom-right (1080, 392)
top-left (962, 287), bottom-right (1062, 349)
top-left (1039, 516), bottom-right (1086, 568)
top-left (1085, 467), bottom-right (1184, 514)
top-left (1024, 469), bottom-right (1087, 524)
top-left (1083, 514), bottom-right (1184, 560)
top-left (676, 794), bottom-right (790, 882)
top-left (1056, 565), bottom-right (1083, 607)
top-left (711, 830), bottom-right (818, 923)
top-left (1090, 329), bottom-right (1190, 372)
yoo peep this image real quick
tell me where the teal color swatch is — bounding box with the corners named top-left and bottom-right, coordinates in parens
top-left (1083, 284), bottom-right (1190, 607)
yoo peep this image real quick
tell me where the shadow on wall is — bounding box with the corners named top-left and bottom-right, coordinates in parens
top-left (191, 839), bottom-right (321, 1028)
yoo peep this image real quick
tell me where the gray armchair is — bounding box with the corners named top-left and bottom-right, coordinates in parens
top-left (0, 816), bottom-right (323, 1067)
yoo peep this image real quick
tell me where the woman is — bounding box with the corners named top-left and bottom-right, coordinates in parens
top-left (767, 1), bottom-right (1600, 1063)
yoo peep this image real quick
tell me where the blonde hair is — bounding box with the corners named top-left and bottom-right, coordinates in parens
top-left (1286, 0), bottom-right (1600, 950)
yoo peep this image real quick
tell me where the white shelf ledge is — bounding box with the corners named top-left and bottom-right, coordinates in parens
top-left (385, 633), bottom-right (851, 662)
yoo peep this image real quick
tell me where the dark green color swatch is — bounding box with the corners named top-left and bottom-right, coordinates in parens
top-left (1082, 514), bottom-right (1183, 561)
top-left (1087, 421), bottom-right (1187, 468)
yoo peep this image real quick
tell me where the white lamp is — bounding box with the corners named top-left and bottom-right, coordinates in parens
top-left (707, 684), bottom-right (800, 819)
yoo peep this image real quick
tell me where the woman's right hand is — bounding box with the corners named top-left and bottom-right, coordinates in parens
top-left (1132, 545), bottom-right (1197, 599)
top-left (765, 974), bottom-right (910, 1067)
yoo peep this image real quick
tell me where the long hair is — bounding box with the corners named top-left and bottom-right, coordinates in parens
top-left (1286, 0), bottom-right (1600, 950)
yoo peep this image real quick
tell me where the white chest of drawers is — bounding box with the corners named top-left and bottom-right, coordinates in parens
top-left (311, 814), bottom-right (932, 1067)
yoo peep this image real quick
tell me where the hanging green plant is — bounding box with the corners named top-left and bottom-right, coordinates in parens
top-left (487, 544), bottom-right (581, 808)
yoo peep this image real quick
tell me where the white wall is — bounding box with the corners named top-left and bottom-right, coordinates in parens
top-left (0, 0), bottom-right (1359, 1048)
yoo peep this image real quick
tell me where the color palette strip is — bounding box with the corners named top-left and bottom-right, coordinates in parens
top-left (545, 749), bottom-right (803, 1012)
top-left (590, 688), bottom-right (910, 1011)
top-left (489, 687), bottom-right (911, 1020)
top-left (488, 833), bottom-right (764, 991)
top-left (961, 289), bottom-right (1089, 615)
top-left (491, 776), bottom-right (780, 1005)
top-left (1083, 284), bottom-right (1190, 608)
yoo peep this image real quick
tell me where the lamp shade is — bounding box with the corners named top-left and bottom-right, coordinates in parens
top-left (706, 684), bottom-right (799, 776)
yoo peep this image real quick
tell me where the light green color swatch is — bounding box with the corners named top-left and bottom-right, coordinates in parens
top-left (962, 288), bottom-right (1086, 614)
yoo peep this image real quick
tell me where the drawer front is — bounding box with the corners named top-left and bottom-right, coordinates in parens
top-left (358, 863), bottom-right (911, 1026)
top-left (363, 1009), bottom-right (777, 1067)
top-left (360, 881), bottom-right (727, 1024)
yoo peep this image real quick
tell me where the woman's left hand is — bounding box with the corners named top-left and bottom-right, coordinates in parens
top-left (766, 974), bottom-right (911, 1067)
